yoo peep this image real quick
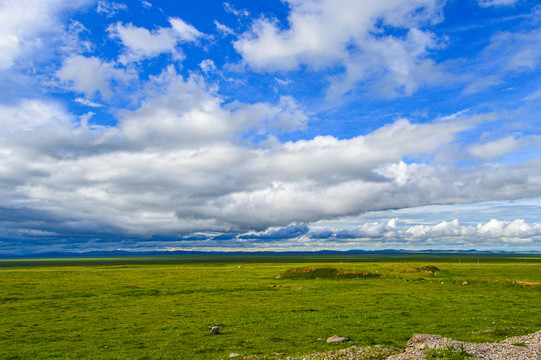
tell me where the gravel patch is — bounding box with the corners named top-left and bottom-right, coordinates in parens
top-left (387, 330), bottom-right (540, 360)
top-left (239, 345), bottom-right (396, 360)
top-left (237, 330), bottom-right (540, 360)
top-left (286, 345), bottom-right (396, 359)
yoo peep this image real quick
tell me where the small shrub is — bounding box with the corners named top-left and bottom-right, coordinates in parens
top-left (512, 342), bottom-right (527, 347)
top-left (427, 343), bottom-right (472, 359)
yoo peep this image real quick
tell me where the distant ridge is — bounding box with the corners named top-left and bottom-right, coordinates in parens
top-left (0, 248), bottom-right (538, 259)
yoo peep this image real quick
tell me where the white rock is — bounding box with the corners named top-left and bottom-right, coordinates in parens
top-left (327, 335), bottom-right (349, 343)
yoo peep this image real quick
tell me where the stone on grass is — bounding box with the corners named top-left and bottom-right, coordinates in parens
top-left (327, 335), bottom-right (349, 343)
top-left (274, 275), bottom-right (282, 279)
top-left (229, 353), bottom-right (243, 358)
top-left (210, 326), bottom-right (220, 334)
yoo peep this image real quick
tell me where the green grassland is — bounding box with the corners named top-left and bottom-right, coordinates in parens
top-left (0, 254), bottom-right (540, 359)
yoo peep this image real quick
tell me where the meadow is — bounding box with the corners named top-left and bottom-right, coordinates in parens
top-left (0, 254), bottom-right (540, 359)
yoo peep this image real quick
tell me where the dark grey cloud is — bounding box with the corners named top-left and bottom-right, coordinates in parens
top-left (309, 229), bottom-right (334, 239)
top-left (212, 233), bottom-right (238, 241)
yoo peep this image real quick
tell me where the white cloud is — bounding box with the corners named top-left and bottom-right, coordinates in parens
top-left (118, 71), bottom-right (308, 147)
top-left (215, 21), bottom-right (235, 37)
top-left (406, 219), bottom-right (463, 238)
top-left (0, 0), bottom-right (91, 71)
top-left (477, 0), bottom-right (520, 7)
top-left (199, 59), bottom-right (217, 74)
top-left (0, 33), bottom-right (19, 70)
top-left (234, 0), bottom-right (446, 97)
top-left (482, 27), bottom-right (541, 72)
top-left (460, 18), bottom-right (541, 103)
top-left (461, 75), bottom-right (502, 95)
top-left (97, 1), bottom-right (128, 17)
top-left (275, 78), bottom-right (292, 86)
top-left (477, 219), bottom-right (539, 242)
top-left (525, 88), bottom-right (541, 101)
top-left (119, 75), bottom-right (235, 145)
top-left (468, 136), bottom-right (517, 160)
top-left (335, 219), bottom-right (399, 239)
top-left (224, 2), bottom-right (249, 17)
top-left (108, 18), bottom-right (205, 63)
top-left (56, 55), bottom-right (135, 98)
top-left (60, 20), bottom-right (93, 55)
top-left (0, 99), bottom-right (72, 135)
top-left (324, 218), bottom-right (541, 246)
top-left (169, 18), bottom-right (204, 42)
top-left (74, 98), bottom-right (104, 108)
top-left (300, 213), bottom-right (541, 249)
top-left (467, 135), bottom-right (541, 161)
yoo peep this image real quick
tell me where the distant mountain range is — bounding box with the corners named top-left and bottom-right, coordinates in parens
top-left (0, 248), bottom-right (538, 259)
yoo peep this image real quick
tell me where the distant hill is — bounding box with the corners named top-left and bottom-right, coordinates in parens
top-left (0, 248), bottom-right (538, 259)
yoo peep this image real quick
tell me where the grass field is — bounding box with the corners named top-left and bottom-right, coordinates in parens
top-left (0, 254), bottom-right (540, 359)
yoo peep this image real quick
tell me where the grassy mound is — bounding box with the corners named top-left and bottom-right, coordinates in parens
top-left (403, 265), bottom-right (440, 273)
top-left (280, 266), bottom-right (381, 279)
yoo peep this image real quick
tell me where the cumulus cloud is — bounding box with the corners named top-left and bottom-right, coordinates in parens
top-left (56, 55), bottom-right (135, 98)
top-left (169, 18), bottom-right (204, 42)
top-left (468, 136), bottom-right (518, 160)
top-left (406, 218), bottom-right (541, 244)
top-left (117, 70), bottom-right (308, 147)
top-left (0, 99), bottom-right (72, 137)
top-left (335, 220), bottom-right (398, 239)
top-left (306, 218), bottom-right (541, 247)
top-left (406, 219), bottom-right (464, 239)
top-left (467, 135), bottom-right (541, 161)
top-left (234, 0), bottom-right (447, 97)
top-left (0, 0), bottom-right (91, 70)
top-left (108, 18), bottom-right (205, 63)
top-left (477, 219), bottom-right (539, 242)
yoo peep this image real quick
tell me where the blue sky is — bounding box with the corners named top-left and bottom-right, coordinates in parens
top-left (1, 0), bottom-right (540, 254)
